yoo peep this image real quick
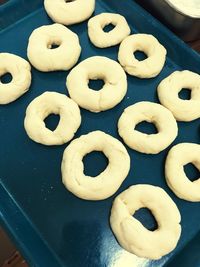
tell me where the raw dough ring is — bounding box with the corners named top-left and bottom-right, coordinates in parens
top-left (88, 13), bottom-right (130, 48)
top-left (44, 0), bottom-right (95, 25)
top-left (110, 184), bottom-right (181, 259)
top-left (24, 92), bottom-right (81, 146)
top-left (67, 56), bottom-right (127, 112)
top-left (0, 53), bottom-right (31, 104)
top-left (27, 23), bottom-right (81, 72)
top-left (157, 70), bottom-right (200, 121)
top-left (118, 101), bottom-right (178, 154)
top-left (61, 131), bottom-right (130, 200)
top-left (165, 143), bottom-right (200, 202)
top-left (118, 34), bottom-right (167, 78)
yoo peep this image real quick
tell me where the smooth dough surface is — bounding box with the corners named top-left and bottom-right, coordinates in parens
top-left (157, 70), bottom-right (200, 121)
top-left (165, 143), bottom-right (200, 201)
top-left (118, 101), bottom-right (178, 154)
top-left (88, 13), bottom-right (130, 48)
top-left (118, 34), bottom-right (167, 78)
top-left (0, 53), bottom-right (31, 104)
top-left (110, 184), bottom-right (181, 259)
top-left (67, 56), bottom-right (127, 112)
top-left (27, 23), bottom-right (81, 72)
top-left (62, 131), bottom-right (130, 200)
top-left (44, 0), bottom-right (95, 25)
top-left (24, 92), bottom-right (81, 146)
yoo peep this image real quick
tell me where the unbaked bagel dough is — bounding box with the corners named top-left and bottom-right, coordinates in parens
top-left (44, 0), bottom-right (95, 25)
top-left (118, 101), bottom-right (178, 154)
top-left (110, 184), bottom-right (181, 259)
top-left (27, 23), bottom-right (81, 72)
top-left (88, 13), bottom-right (130, 48)
top-left (118, 34), bottom-right (166, 78)
top-left (157, 70), bottom-right (200, 121)
top-left (0, 53), bottom-right (31, 104)
top-left (24, 92), bottom-right (81, 145)
top-left (62, 131), bottom-right (130, 200)
top-left (166, 143), bottom-right (200, 201)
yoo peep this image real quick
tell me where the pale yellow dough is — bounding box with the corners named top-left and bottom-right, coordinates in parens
top-left (67, 56), bottom-right (127, 112)
top-left (110, 184), bottom-right (181, 259)
top-left (24, 92), bottom-right (81, 146)
top-left (44, 0), bottom-right (95, 25)
top-left (165, 143), bottom-right (200, 202)
top-left (61, 131), bottom-right (130, 200)
top-left (118, 34), bottom-right (167, 78)
top-left (118, 101), bottom-right (178, 154)
top-left (157, 70), bottom-right (200, 121)
top-left (27, 23), bottom-right (81, 72)
top-left (0, 53), bottom-right (31, 104)
top-left (88, 13), bottom-right (130, 48)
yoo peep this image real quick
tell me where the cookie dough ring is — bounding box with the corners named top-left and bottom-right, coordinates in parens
top-left (110, 184), bottom-right (181, 259)
top-left (44, 0), bottom-right (95, 25)
top-left (166, 143), bottom-right (200, 202)
top-left (0, 53), bottom-right (31, 104)
top-left (157, 71), bottom-right (200, 122)
top-left (118, 102), bottom-right (178, 154)
top-left (67, 56), bottom-right (127, 112)
top-left (88, 13), bottom-right (131, 48)
top-left (24, 92), bottom-right (81, 146)
top-left (27, 23), bottom-right (81, 72)
top-left (118, 34), bottom-right (167, 78)
top-left (61, 131), bottom-right (130, 200)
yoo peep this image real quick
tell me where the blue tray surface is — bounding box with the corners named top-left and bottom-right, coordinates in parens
top-left (0, 0), bottom-right (200, 266)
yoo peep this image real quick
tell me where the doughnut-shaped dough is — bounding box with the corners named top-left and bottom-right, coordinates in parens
top-left (0, 53), bottom-right (31, 104)
top-left (157, 70), bottom-right (200, 121)
top-left (61, 131), bottom-right (130, 200)
top-left (67, 56), bottom-right (127, 112)
top-left (110, 184), bottom-right (181, 259)
top-left (118, 101), bottom-right (178, 154)
top-left (44, 0), bottom-right (95, 25)
top-left (24, 92), bottom-right (81, 146)
top-left (27, 23), bottom-right (81, 72)
top-left (88, 13), bottom-right (131, 48)
top-left (166, 143), bottom-right (200, 202)
top-left (118, 34), bottom-right (167, 78)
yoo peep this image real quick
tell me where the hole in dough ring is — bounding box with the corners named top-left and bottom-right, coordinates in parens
top-left (118, 101), bottom-right (178, 154)
top-left (61, 131), bottom-right (130, 200)
top-left (157, 70), bottom-right (200, 122)
top-left (110, 184), bottom-right (181, 259)
top-left (27, 23), bottom-right (81, 72)
top-left (165, 143), bottom-right (200, 202)
top-left (88, 13), bottom-right (131, 48)
top-left (66, 56), bottom-right (127, 112)
top-left (0, 53), bottom-right (31, 104)
top-left (24, 92), bottom-right (81, 146)
top-left (44, 0), bottom-right (95, 25)
top-left (118, 34), bottom-right (167, 78)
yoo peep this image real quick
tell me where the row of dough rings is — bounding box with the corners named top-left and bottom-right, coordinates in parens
top-left (110, 184), bottom-right (181, 259)
top-left (67, 56), bottom-right (127, 112)
top-left (165, 143), bottom-right (200, 202)
top-left (88, 13), bottom-right (131, 48)
top-left (44, 0), bottom-right (95, 26)
top-left (158, 70), bottom-right (200, 122)
top-left (27, 23), bottom-right (81, 72)
top-left (61, 131), bottom-right (131, 200)
top-left (0, 53), bottom-right (31, 104)
top-left (118, 101), bottom-right (178, 154)
top-left (24, 92), bottom-right (81, 146)
top-left (118, 34), bottom-right (167, 78)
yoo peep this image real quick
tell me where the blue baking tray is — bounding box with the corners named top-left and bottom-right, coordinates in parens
top-left (0, 0), bottom-right (200, 266)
